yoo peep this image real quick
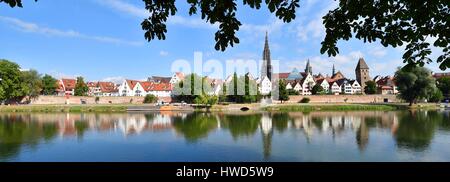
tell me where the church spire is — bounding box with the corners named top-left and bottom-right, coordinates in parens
top-left (332, 64), bottom-right (336, 76)
top-left (305, 59), bottom-right (312, 75)
top-left (261, 31), bottom-right (272, 80)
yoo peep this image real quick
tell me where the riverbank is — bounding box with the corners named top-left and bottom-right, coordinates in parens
top-left (0, 103), bottom-right (441, 113)
top-left (263, 104), bottom-right (397, 112)
top-left (0, 104), bottom-right (129, 113)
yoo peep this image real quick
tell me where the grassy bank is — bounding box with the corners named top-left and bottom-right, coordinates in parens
top-left (263, 104), bottom-right (399, 112)
top-left (0, 105), bottom-right (128, 113)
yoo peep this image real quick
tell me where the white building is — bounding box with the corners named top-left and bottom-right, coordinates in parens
top-left (329, 81), bottom-right (342, 95)
top-left (315, 79), bottom-right (330, 94)
top-left (341, 79), bottom-right (362, 94)
top-left (258, 76), bottom-right (272, 95)
top-left (299, 73), bottom-right (315, 95)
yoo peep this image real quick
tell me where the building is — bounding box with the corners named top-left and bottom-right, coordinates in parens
top-left (261, 32), bottom-right (273, 81)
top-left (148, 76), bottom-right (171, 84)
top-left (169, 72), bottom-right (185, 84)
top-left (118, 80), bottom-right (143, 96)
top-left (56, 79), bottom-right (76, 96)
top-left (375, 76), bottom-right (398, 95)
top-left (258, 76), bottom-right (272, 95)
top-left (355, 57), bottom-right (371, 91)
top-left (329, 81), bottom-right (342, 94)
top-left (340, 79), bottom-right (362, 94)
top-left (433, 72), bottom-right (450, 79)
top-left (87, 82), bottom-right (119, 97)
top-left (298, 73), bottom-right (316, 95)
top-left (118, 79), bottom-right (173, 98)
top-left (305, 59), bottom-right (312, 75)
top-left (144, 82), bottom-right (172, 97)
top-left (315, 78), bottom-right (330, 93)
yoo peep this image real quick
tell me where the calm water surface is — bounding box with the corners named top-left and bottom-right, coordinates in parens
top-left (0, 110), bottom-right (449, 162)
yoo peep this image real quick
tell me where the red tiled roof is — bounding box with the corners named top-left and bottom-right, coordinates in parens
top-left (276, 73), bottom-right (290, 79)
top-left (175, 72), bottom-right (185, 80)
top-left (433, 72), bottom-right (450, 79)
top-left (98, 82), bottom-right (118, 93)
top-left (62, 79), bottom-right (76, 90)
top-left (147, 83), bottom-right (172, 92)
top-left (126, 80), bottom-right (141, 90)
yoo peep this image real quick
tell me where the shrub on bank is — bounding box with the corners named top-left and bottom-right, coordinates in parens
top-left (299, 97), bottom-right (310, 103)
top-left (143, 94), bottom-right (158, 104)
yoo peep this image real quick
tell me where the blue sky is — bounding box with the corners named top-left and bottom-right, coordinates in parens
top-left (0, 0), bottom-right (444, 83)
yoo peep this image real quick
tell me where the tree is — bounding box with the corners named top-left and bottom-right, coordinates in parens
top-left (20, 69), bottom-right (43, 101)
top-left (74, 76), bottom-right (88, 96)
top-left (436, 77), bottom-right (450, 97)
top-left (144, 94), bottom-right (158, 103)
top-left (0, 59), bottom-right (26, 102)
top-left (226, 72), bottom-right (261, 103)
top-left (41, 74), bottom-right (57, 95)
top-left (364, 80), bottom-right (377, 94)
top-left (287, 89), bottom-right (299, 95)
top-left (4, 1), bottom-right (448, 70)
top-left (311, 84), bottom-right (324, 95)
top-left (278, 79), bottom-right (289, 103)
top-left (0, 0), bottom-right (36, 8)
top-left (395, 66), bottom-right (436, 106)
top-left (172, 73), bottom-right (209, 103)
top-left (321, 1), bottom-right (449, 70)
top-left (429, 89), bottom-right (444, 103)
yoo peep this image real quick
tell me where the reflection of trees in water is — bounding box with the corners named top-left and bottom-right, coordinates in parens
top-left (395, 111), bottom-right (443, 151)
top-left (220, 114), bottom-right (262, 140)
top-left (271, 113), bottom-right (290, 133)
top-left (172, 113), bottom-right (218, 143)
top-left (0, 114), bottom-right (58, 161)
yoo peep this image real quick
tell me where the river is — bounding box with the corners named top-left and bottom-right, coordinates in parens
top-left (0, 110), bottom-right (449, 162)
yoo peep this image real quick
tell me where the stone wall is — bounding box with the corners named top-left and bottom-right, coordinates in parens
top-left (287, 94), bottom-right (400, 103)
top-left (29, 96), bottom-right (172, 105)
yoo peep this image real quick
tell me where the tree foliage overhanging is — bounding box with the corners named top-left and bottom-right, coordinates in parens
top-left (1, 0), bottom-right (448, 70)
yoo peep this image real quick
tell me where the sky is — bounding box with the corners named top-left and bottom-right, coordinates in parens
top-left (0, 0), bottom-right (445, 83)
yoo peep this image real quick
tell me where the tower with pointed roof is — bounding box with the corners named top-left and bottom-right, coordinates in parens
top-left (355, 57), bottom-right (371, 91)
top-left (261, 32), bottom-right (272, 81)
top-left (305, 59), bottom-right (312, 75)
top-left (332, 64), bottom-right (336, 76)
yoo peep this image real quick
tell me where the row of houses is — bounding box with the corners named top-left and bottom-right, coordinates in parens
top-left (56, 72), bottom-right (185, 98)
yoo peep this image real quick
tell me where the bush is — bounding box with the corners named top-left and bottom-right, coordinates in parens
top-left (299, 97), bottom-right (310, 103)
top-left (429, 89), bottom-right (443, 103)
top-left (144, 94), bottom-right (158, 104)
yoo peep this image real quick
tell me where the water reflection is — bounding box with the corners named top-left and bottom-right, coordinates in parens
top-left (0, 110), bottom-right (449, 161)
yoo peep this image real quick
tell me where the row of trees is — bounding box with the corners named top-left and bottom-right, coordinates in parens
top-left (0, 59), bottom-right (89, 104)
top-left (172, 73), bottom-right (265, 105)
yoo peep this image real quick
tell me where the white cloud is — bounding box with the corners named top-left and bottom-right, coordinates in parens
top-left (101, 76), bottom-right (126, 84)
top-left (0, 16), bottom-right (142, 46)
top-left (296, 17), bottom-right (324, 41)
top-left (369, 46), bottom-right (388, 58)
top-left (96, 0), bottom-right (216, 29)
top-left (159, 51), bottom-right (169, 56)
top-left (349, 51), bottom-right (364, 59)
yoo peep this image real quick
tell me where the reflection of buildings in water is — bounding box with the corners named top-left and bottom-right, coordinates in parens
top-left (58, 113), bottom-right (77, 137)
top-left (287, 111), bottom-right (400, 148)
top-left (116, 115), bottom-right (148, 135)
top-left (260, 113), bottom-right (273, 160)
top-left (215, 115), bottom-right (222, 130)
top-left (18, 113), bottom-right (179, 137)
top-left (115, 113), bottom-right (174, 136)
top-left (356, 119), bottom-right (369, 151)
